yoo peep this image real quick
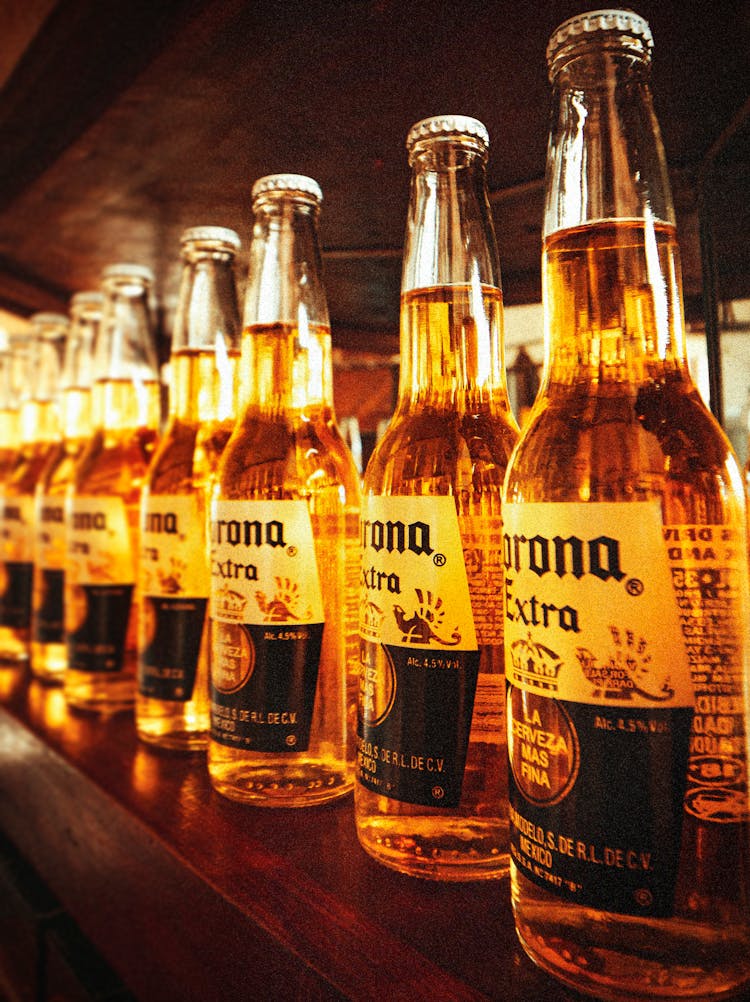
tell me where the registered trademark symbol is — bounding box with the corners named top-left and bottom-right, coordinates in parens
top-left (432, 785), bottom-right (445, 799)
top-left (626, 577), bottom-right (644, 596)
top-left (285, 734), bottom-right (297, 747)
top-left (433, 552), bottom-right (446, 567)
top-left (286, 545), bottom-right (297, 557)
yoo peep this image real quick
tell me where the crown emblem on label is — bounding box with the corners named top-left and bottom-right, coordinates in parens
top-left (215, 585), bottom-right (247, 621)
top-left (509, 634), bottom-right (562, 691)
top-left (577, 627), bottom-right (673, 702)
top-left (359, 598), bottom-right (385, 641)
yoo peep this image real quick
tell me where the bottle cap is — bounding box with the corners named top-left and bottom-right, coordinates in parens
top-left (29, 312), bottom-right (69, 335)
top-left (406, 115), bottom-right (489, 155)
top-left (180, 225), bottom-right (241, 252)
top-left (102, 263), bottom-right (155, 284)
top-left (70, 290), bottom-right (105, 311)
top-left (251, 174), bottom-right (323, 205)
top-left (547, 9), bottom-right (653, 73)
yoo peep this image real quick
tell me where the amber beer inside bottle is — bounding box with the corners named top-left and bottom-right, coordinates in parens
top-left (505, 10), bottom-right (750, 1000)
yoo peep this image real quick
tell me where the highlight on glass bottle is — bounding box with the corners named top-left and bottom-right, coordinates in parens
top-left (31, 291), bottom-right (102, 684)
top-left (503, 10), bottom-right (750, 1000)
top-left (136, 226), bottom-right (242, 751)
top-left (208, 173), bottom-right (361, 806)
top-left (0, 313), bottom-right (68, 665)
top-left (64, 263), bottom-right (161, 713)
top-left (354, 115), bottom-right (519, 879)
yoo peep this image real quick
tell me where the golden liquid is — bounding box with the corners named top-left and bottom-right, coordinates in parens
top-left (0, 400), bottom-right (60, 663)
top-left (31, 387), bottom-right (92, 682)
top-left (208, 323), bottom-right (360, 807)
top-left (505, 221), bottom-right (750, 999)
top-left (355, 285), bottom-right (519, 879)
top-left (136, 349), bottom-right (238, 751)
top-left (64, 379), bottom-right (160, 713)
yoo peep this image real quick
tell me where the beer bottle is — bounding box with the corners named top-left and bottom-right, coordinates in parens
top-left (208, 174), bottom-right (360, 806)
top-left (30, 292), bottom-right (102, 683)
top-left (503, 11), bottom-right (750, 999)
top-left (64, 265), bottom-right (160, 712)
top-left (136, 227), bottom-right (241, 750)
top-left (0, 313), bottom-right (67, 664)
top-left (355, 116), bottom-right (519, 879)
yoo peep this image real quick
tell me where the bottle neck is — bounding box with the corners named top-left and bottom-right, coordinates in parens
top-left (240, 197), bottom-right (334, 418)
top-left (170, 253), bottom-right (240, 422)
top-left (398, 142), bottom-right (508, 408)
top-left (96, 284), bottom-right (159, 385)
top-left (543, 47), bottom-right (688, 381)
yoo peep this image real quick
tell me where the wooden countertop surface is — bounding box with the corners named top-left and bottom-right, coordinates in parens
top-left (0, 666), bottom-right (590, 1002)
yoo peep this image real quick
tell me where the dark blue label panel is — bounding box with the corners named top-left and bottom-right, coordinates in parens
top-left (138, 596), bottom-right (207, 701)
top-left (357, 641), bottom-right (480, 808)
top-left (0, 561), bottom-right (33, 629)
top-left (33, 568), bottom-right (64, 644)
top-left (507, 685), bottom-right (693, 917)
top-left (210, 621), bottom-right (323, 752)
top-left (66, 584), bottom-right (134, 673)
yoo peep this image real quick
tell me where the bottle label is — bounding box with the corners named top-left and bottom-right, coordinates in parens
top-left (357, 495), bottom-right (480, 808)
top-left (504, 501), bottom-right (696, 917)
top-left (138, 494), bottom-right (208, 702)
top-left (0, 494), bottom-right (34, 628)
top-left (664, 524), bottom-right (749, 824)
top-left (66, 496), bottom-right (135, 673)
top-left (462, 513), bottom-right (506, 744)
top-left (33, 496), bottom-right (67, 643)
top-left (208, 499), bottom-right (325, 752)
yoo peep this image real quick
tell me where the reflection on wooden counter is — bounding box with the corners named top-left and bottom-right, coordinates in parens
top-left (0, 673), bottom-right (589, 1002)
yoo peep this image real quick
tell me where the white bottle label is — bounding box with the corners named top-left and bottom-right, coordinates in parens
top-left (208, 499), bottom-right (325, 752)
top-left (140, 493), bottom-right (208, 598)
top-left (504, 501), bottom-right (698, 917)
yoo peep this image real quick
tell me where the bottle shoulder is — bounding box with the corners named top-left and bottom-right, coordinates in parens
top-left (504, 377), bottom-right (744, 518)
top-left (217, 413), bottom-right (359, 503)
top-left (364, 405), bottom-right (518, 496)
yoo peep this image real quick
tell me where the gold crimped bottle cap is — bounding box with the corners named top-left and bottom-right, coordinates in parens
top-left (547, 9), bottom-right (653, 72)
top-left (180, 225), bottom-right (241, 251)
top-left (251, 173), bottom-right (323, 205)
top-left (102, 262), bottom-right (154, 284)
top-left (29, 313), bottom-right (69, 336)
top-left (406, 115), bottom-right (489, 154)
top-left (70, 291), bottom-right (105, 310)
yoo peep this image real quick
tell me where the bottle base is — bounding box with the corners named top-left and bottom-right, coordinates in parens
top-left (30, 642), bottom-right (66, 685)
top-left (137, 725), bottom-right (207, 753)
top-left (356, 814), bottom-right (509, 881)
top-left (64, 672), bottom-right (135, 715)
top-left (512, 869), bottom-right (750, 1001)
top-left (209, 758), bottom-right (352, 807)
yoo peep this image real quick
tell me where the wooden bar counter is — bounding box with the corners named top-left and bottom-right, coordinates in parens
top-left (0, 666), bottom-right (590, 1002)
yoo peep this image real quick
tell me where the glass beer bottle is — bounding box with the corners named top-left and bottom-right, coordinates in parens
top-left (503, 11), bottom-right (750, 999)
top-left (208, 174), bottom-right (360, 806)
top-left (355, 116), bottom-right (519, 879)
top-left (64, 265), bottom-right (161, 713)
top-left (31, 292), bottom-right (102, 682)
top-left (0, 313), bottom-right (67, 664)
top-left (136, 227), bottom-right (242, 750)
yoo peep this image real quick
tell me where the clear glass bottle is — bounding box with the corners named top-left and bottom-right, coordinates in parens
top-left (136, 226), bottom-right (242, 750)
top-left (31, 292), bottom-right (102, 683)
top-left (503, 11), bottom-right (750, 1000)
top-left (208, 173), bottom-right (360, 806)
top-left (64, 265), bottom-right (161, 713)
top-left (0, 313), bottom-right (67, 664)
top-left (354, 116), bottom-right (519, 879)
